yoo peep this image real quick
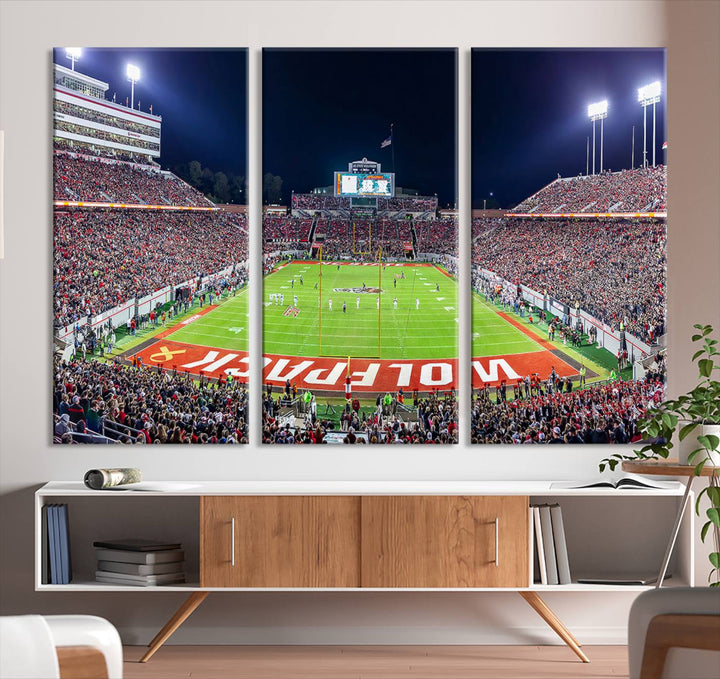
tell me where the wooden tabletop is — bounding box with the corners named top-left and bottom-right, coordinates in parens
top-left (622, 460), bottom-right (719, 477)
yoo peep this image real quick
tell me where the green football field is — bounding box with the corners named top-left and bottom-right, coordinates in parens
top-left (263, 262), bottom-right (458, 359)
top-left (169, 288), bottom-right (249, 352)
top-left (472, 293), bottom-right (539, 357)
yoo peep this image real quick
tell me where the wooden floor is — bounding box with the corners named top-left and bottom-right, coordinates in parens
top-left (123, 645), bottom-right (630, 678)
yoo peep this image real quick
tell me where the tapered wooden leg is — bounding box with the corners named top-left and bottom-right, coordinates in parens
top-left (140, 592), bottom-right (210, 663)
top-left (518, 591), bottom-right (590, 663)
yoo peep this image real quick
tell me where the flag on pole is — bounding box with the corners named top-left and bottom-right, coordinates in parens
top-left (380, 131), bottom-right (392, 149)
top-left (662, 141), bottom-right (668, 150)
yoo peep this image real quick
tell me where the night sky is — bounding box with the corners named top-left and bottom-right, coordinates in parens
top-left (263, 49), bottom-right (458, 207)
top-left (52, 48), bottom-right (247, 177)
top-left (472, 49), bottom-right (666, 209)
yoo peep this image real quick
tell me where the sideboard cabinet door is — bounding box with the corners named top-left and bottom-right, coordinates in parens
top-left (201, 496), bottom-right (361, 587)
top-left (361, 496), bottom-right (529, 588)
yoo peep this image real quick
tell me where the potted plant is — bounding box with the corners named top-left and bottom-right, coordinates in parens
top-left (600, 324), bottom-right (720, 586)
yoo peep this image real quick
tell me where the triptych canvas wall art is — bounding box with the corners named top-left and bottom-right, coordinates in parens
top-left (51, 47), bottom-right (666, 446)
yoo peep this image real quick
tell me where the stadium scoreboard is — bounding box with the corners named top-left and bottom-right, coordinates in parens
top-left (334, 172), bottom-right (395, 197)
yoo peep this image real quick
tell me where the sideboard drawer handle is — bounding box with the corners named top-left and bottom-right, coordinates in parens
top-left (231, 517), bottom-right (235, 567)
top-left (495, 517), bottom-right (499, 567)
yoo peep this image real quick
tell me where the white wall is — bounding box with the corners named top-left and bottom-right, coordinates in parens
top-left (1, 0), bottom-right (719, 646)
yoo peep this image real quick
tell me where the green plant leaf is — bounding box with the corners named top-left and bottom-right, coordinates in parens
top-left (708, 508), bottom-right (720, 528)
top-left (679, 422), bottom-right (700, 441)
top-left (695, 459), bottom-right (708, 475)
top-left (661, 413), bottom-right (678, 430)
top-left (692, 334), bottom-right (703, 342)
top-left (710, 552), bottom-right (720, 568)
top-left (701, 521), bottom-right (711, 542)
top-left (706, 486), bottom-right (720, 505)
top-left (699, 359), bottom-right (714, 377)
top-left (698, 435), bottom-right (720, 451)
top-left (693, 324), bottom-right (704, 330)
top-left (692, 350), bottom-right (705, 361)
top-left (687, 448), bottom-right (704, 464)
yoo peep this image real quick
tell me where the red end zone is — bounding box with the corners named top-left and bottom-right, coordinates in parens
top-left (471, 351), bottom-right (575, 389)
top-left (131, 340), bottom-right (575, 392)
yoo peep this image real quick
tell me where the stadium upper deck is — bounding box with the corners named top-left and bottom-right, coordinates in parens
top-left (511, 166), bottom-right (666, 215)
top-left (53, 64), bottom-right (162, 162)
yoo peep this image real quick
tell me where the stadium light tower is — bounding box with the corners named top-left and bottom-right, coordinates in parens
top-left (65, 48), bottom-right (82, 71)
top-left (638, 81), bottom-right (661, 168)
top-left (587, 100), bottom-right (608, 175)
top-left (126, 63), bottom-right (141, 109)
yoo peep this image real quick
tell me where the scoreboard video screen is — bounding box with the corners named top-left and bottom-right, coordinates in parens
top-left (334, 172), bottom-right (395, 197)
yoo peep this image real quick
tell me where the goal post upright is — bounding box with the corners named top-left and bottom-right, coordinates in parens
top-left (318, 244), bottom-right (323, 355)
top-left (377, 244), bottom-right (382, 358)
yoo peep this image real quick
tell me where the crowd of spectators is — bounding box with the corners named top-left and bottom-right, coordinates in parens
top-left (54, 209), bottom-right (248, 328)
top-left (471, 369), bottom-right (665, 445)
top-left (262, 390), bottom-right (458, 444)
top-left (263, 216), bottom-right (313, 245)
top-left (292, 194), bottom-right (347, 211)
top-left (54, 152), bottom-right (212, 206)
top-left (54, 355), bottom-right (248, 444)
top-left (53, 137), bottom-right (153, 164)
top-left (514, 167), bottom-right (667, 213)
top-left (415, 218), bottom-right (458, 255)
top-left (377, 196), bottom-right (438, 213)
top-left (54, 99), bottom-right (161, 137)
top-left (291, 194), bottom-right (439, 216)
top-left (55, 120), bottom-right (160, 154)
top-left (472, 217), bottom-right (666, 343)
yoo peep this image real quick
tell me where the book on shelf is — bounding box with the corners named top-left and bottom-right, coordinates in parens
top-left (550, 474), bottom-right (678, 491)
top-left (97, 560), bottom-right (184, 576)
top-left (532, 506), bottom-right (547, 585)
top-left (94, 547), bottom-right (185, 565)
top-left (41, 505), bottom-right (50, 584)
top-left (48, 505), bottom-right (59, 585)
top-left (94, 570), bottom-right (185, 586)
top-left (92, 538), bottom-right (182, 552)
top-left (58, 504), bottom-right (72, 585)
top-left (577, 573), bottom-right (667, 586)
top-left (538, 505), bottom-right (559, 585)
top-left (549, 504), bottom-right (571, 585)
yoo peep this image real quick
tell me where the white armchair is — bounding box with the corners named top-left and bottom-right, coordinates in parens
top-left (0, 615), bottom-right (122, 679)
top-left (628, 587), bottom-right (720, 679)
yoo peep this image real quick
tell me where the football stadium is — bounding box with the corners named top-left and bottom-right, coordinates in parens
top-left (469, 49), bottom-right (667, 445)
top-left (52, 51), bottom-right (250, 444)
top-left (471, 171), bottom-right (666, 445)
top-left (262, 158), bottom-right (459, 445)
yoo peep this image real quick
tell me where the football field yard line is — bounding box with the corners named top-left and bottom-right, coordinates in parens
top-left (264, 262), bottom-right (458, 360)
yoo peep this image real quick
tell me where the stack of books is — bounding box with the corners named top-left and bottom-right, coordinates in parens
top-left (531, 503), bottom-right (571, 586)
top-left (93, 539), bottom-right (185, 586)
top-left (43, 504), bottom-right (72, 584)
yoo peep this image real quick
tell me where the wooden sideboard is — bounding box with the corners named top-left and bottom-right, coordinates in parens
top-left (35, 481), bottom-right (692, 664)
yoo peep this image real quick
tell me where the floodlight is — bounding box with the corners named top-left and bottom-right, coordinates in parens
top-left (126, 64), bottom-right (141, 82)
top-left (588, 101), bottom-right (608, 175)
top-left (587, 100), bottom-right (608, 119)
top-left (638, 81), bottom-right (662, 168)
top-left (638, 81), bottom-right (661, 103)
top-left (65, 48), bottom-right (82, 70)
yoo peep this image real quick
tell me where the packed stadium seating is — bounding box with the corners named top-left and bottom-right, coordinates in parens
top-left (472, 217), bottom-right (666, 343)
top-left (54, 209), bottom-right (248, 328)
top-left (54, 151), bottom-right (212, 206)
top-left (415, 217), bottom-right (458, 255)
top-left (471, 368), bottom-right (665, 445)
top-left (262, 390), bottom-right (458, 444)
top-left (54, 355), bottom-right (248, 444)
top-left (514, 166), bottom-right (667, 213)
top-left (263, 215), bottom-right (457, 260)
